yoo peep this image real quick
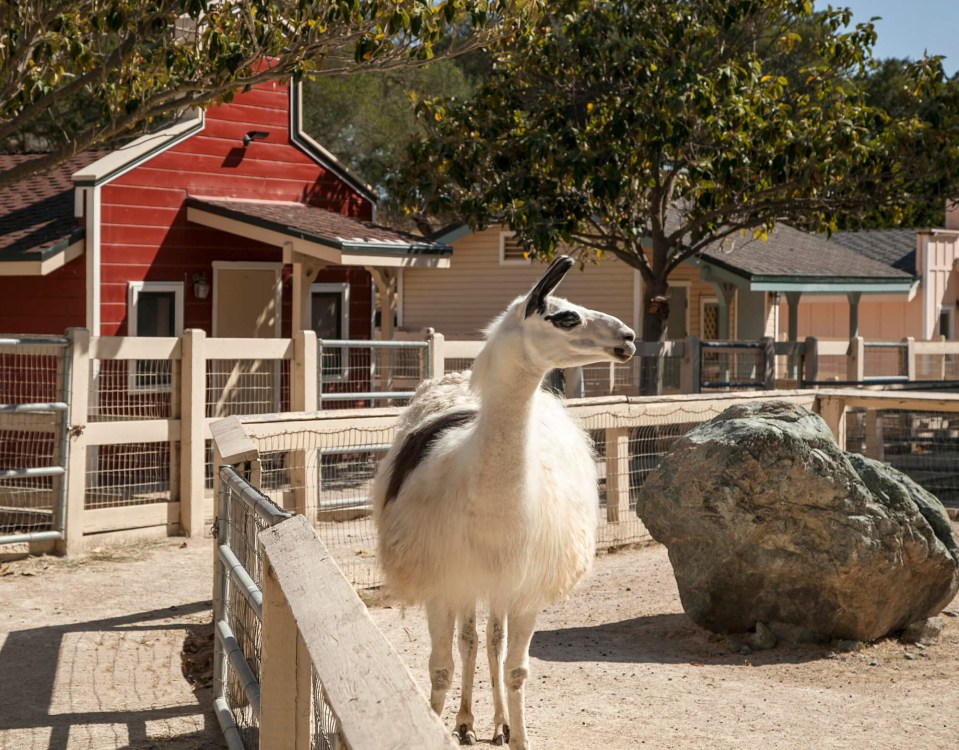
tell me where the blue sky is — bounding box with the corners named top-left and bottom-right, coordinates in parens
top-left (830, 1), bottom-right (959, 76)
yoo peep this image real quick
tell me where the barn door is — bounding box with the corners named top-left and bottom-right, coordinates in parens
top-left (211, 263), bottom-right (282, 417)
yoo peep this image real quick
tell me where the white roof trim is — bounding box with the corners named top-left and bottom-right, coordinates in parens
top-left (72, 108), bottom-right (204, 186)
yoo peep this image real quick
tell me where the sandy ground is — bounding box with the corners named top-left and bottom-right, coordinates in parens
top-left (1, 526), bottom-right (958, 750)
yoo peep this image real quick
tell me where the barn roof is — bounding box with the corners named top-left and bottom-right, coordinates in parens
top-left (186, 196), bottom-right (452, 267)
top-left (0, 151), bottom-right (107, 274)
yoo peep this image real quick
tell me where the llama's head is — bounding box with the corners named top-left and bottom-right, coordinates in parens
top-left (478, 255), bottom-right (636, 377)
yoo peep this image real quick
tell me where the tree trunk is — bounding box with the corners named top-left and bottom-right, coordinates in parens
top-left (640, 275), bottom-right (670, 395)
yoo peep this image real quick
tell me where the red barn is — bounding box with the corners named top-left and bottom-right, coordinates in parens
top-left (0, 79), bottom-right (450, 343)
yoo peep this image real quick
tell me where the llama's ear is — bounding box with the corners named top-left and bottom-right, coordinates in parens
top-left (524, 255), bottom-right (574, 318)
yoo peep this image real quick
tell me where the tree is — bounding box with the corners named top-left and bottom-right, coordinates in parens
top-left (393, 0), bottom-right (959, 346)
top-left (303, 58), bottom-right (476, 226)
top-left (0, 0), bottom-right (527, 188)
top-left (848, 58), bottom-right (959, 228)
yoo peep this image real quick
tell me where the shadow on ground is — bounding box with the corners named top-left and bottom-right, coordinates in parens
top-left (531, 612), bottom-right (833, 667)
top-left (0, 601), bottom-right (225, 750)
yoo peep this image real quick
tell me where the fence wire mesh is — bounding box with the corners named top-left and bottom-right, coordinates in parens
top-left (0, 337), bottom-right (69, 540)
top-left (311, 674), bottom-right (346, 750)
top-left (207, 358), bottom-right (291, 418)
top-left (915, 353), bottom-right (959, 381)
top-left (700, 346), bottom-right (766, 388)
top-left (84, 441), bottom-right (172, 509)
top-left (845, 408), bottom-right (959, 509)
top-left (319, 340), bottom-right (430, 408)
top-left (88, 358), bottom-right (174, 421)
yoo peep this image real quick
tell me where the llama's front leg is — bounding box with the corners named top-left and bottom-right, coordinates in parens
top-left (426, 604), bottom-right (456, 717)
top-left (503, 608), bottom-right (537, 750)
top-left (454, 605), bottom-right (478, 744)
top-left (487, 606), bottom-right (508, 746)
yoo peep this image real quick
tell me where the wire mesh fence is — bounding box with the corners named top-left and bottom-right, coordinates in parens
top-left (319, 339), bottom-right (430, 408)
top-left (844, 408), bottom-right (959, 509)
top-left (0, 336), bottom-right (70, 543)
top-left (207, 358), bottom-right (291, 418)
top-left (88, 358), bottom-right (174, 421)
top-left (700, 343), bottom-right (767, 389)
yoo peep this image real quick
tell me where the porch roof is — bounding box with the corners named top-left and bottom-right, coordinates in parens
top-left (186, 196), bottom-right (451, 268)
top-left (0, 151), bottom-right (106, 275)
top-left (694, 222), bottom-right (917, 294)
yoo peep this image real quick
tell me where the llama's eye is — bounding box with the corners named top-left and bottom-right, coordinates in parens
top-left (546, 311), bottom-right (582, 330)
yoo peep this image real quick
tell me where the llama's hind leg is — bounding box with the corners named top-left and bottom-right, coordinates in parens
top-left (503, 608), bottom-right (537, 750)
top-left (487, 606), bottom-right (508, 746)
top-left (454, 605), bottom-right (478, 744)
top-left (426, 604), bottom-right (456, 716)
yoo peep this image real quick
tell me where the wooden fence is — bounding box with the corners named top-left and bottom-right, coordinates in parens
top-left (6, 325), bottom-right (959, 557)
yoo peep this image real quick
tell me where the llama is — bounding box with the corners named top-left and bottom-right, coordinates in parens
top-left (372, 256), bottom-right (635, 749)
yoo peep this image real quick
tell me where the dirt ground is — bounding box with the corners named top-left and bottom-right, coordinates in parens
top-left (1, 526), bottom-right (958, 750)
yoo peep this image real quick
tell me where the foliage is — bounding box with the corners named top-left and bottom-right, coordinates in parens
top-left (303, 56), bottom-right (476, 226)
top-left (393, 0), bottom-right (959, 342)
top-left (0, 0), bottom-right (530, 187)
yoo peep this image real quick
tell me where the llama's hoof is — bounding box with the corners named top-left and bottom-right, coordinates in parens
top-left (456, 724), bottom-right (476, 745)
top-left (492, 724), bottom-right (510, 745)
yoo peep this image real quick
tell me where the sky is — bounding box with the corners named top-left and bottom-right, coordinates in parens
top-left (830, 1), bottom-right (959, 76)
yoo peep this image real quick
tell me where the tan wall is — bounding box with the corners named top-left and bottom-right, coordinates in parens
top-left (777, 297), bottom-right (921, 341)
top-left (401, 227), bottom-right (637, 338)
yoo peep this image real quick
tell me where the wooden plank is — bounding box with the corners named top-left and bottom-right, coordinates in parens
top-left (443, 339), bottom-right (484, 359)
top-left (210, 416), bottom-right (259, 465)
top-left (91, 336), bottom-right (181, 360)
top-left (259, 515), bottom-right (457, 749)
top-left (604, 428), bottom-right (631, 523)
top-left (260, 550), bottom-right (312, 750)
top-left (83, 419), bottom-right (181, 445)
top-left (180, 329), bottom-right (205, 538)
top-left (204, 337), bottom-right (294, 360)
top-left (83, 501), bottom-right (180, 533)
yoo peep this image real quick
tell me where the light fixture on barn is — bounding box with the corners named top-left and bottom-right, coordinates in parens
top-left (242, 130), bottom-right (270, 147)
top-left (193, 273), bottom-right (210, 300)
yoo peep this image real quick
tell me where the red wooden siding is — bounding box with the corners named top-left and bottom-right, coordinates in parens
top-left (97, 78), bottom-right (372, 336)
top-left (0, 261), bottom-right (86, 334)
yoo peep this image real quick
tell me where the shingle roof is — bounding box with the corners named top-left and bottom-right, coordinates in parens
top-left (698, 222), bottom-right (915, 283)
top-left (0, 151), bottom-right (106, 261)
top-left (827, 228), bottom-right (917, 275)
top-left (186, 196), bottom-right (452, 257)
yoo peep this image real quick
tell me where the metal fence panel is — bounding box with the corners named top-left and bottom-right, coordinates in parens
top-left (0, 336), bottom-right (71, 545)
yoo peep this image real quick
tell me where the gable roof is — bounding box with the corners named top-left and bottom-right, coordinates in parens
top-left (186, 196), bottom-right (451, 267)
top-left (0, 151), bottom-right (108, 274)
top-left (827, 228), bottom-right (917, 275)
top-left (695, 222), bottom-right (916, 293)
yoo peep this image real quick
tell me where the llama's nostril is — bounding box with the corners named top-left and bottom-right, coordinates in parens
top-left (623, 330), bottom-right (635, 343)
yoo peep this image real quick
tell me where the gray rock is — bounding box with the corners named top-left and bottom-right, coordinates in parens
top-left (900, 616), bottom-right (946, 645)
top-left (637, 400), bottom-right (959, 643)
top-left (748, 622), bottom-right (777, 651)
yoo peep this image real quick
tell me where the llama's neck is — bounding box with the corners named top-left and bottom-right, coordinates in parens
top-left (470, 336), bottom-right (546, 481)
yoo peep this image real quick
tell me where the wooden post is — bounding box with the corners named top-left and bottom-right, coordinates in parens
top-left (817, 395), bottom-right (847, 448)
top-left (604, 427), bottom-right (631, 523)
top-left (180, 329), bottom-right (206, 538)
top-left (427, 330), bottom-right (445, 380)
top-left (847, 336), bottom-right (864, 383)
top-left (680, 336), bottom-right (701, 394)
top-left (902, 336), bottom-right (916, 382)
top-left (803, 336), bottom-right (819, 386)
top-left (761, 337), bottom-right (775, 389)
top-left (260, 555), bottom-right (313, 750)
top-left (61, 328), bottom-right (90, 556)
top-left (864, 409), bottom-right (885, 461)
top-left (293, 329), bottom-right (318, 413)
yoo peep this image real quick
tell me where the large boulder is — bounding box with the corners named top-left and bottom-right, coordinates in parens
top-left (637, 400), bottom-right (959, 643)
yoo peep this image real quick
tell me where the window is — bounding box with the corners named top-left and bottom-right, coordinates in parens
top-left (499, 232), bottom-right (530, 265)
top-left (701, 298), bottom-right (719, 340)
top-left (127, 282), bottom-right (183, 390)
top-left (311, 283), bottom-right (350, 378)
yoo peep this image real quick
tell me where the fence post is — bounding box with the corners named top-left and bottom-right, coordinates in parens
top-left (428, 330), bottom-right (445, 380)
top-left (902, 336), bottom-right (916, 382)
top-left (604, 427), bottom-right (632, 523)
top-left (760, 337), bottom-right (775, 389)
top-left (260, 554), bottom-right (313, 750)
top-left (864, 409), bottom-right (885, 462)
top-left (293, 329), bottom-right (318, 412)
top-left (803, 337), bottom-right (819, 386)
top-left (817, 395), bottom-right (847, 448)
top-left (681, 336), bottom-right (701, 394)
top-left (60, 328), bottom-right (90, 555)
top-left (180, 329), bottom-right (206, 538)
top-left (847, 336), bottom-right (864, 383)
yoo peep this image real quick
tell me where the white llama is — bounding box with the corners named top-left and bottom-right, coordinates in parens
top-left (372, 256), bottom-right (636, 749)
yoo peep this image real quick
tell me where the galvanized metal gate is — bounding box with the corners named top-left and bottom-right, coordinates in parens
top-left (0, 335), bottom-right (73, 546)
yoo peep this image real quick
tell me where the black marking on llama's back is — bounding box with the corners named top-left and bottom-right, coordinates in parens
top-left (385, 408), bottom-right (478, 505)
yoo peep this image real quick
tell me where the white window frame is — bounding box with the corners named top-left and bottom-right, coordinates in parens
top-left (127, 281), bottom-right (184, 392)
top-left (311, 282), bottom-right (350, 381)
top-left (499, 231), bottom-right (531, 266)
